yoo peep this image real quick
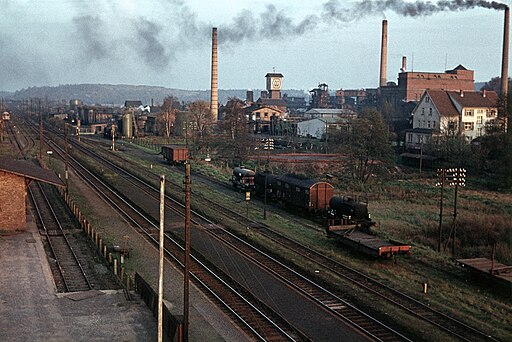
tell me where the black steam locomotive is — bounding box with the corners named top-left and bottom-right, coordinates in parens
top-left (327, 196), bottom-right (373, 228)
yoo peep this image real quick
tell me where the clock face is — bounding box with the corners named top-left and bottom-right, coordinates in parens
top-left (272, 78), bottom-right (282, 90)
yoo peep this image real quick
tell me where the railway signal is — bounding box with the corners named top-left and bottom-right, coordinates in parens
top-left (435, 167), bottom-right (466, 255)
top-left (263, 138), bottom-right (274, 220)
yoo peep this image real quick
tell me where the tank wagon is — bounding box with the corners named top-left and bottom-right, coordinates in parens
top-left (161, 145), bottom-right (188, 164)
top-left (232, 166), bottom-right (256, 191)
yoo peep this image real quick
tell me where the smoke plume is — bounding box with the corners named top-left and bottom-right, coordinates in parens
top-left (133, 18), bottom-right (171, 70)
top-left (322, 0), bottom-right (507, 22)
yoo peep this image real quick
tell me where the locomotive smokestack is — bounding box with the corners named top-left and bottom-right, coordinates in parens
top-left (501, 7), bottom-right (509, 97)
top-left (379, 20), bottom-right (388, 88)
top-left (210, 27), bottom-right (218, 122)
top-left (401, 56), bottom-right (407, 72)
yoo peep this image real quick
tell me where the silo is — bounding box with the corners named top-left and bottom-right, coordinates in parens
top-left (122, 112), bottom-right (133, 138)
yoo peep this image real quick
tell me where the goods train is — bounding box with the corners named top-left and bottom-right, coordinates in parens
top-left (232, 166), bottom-right (411, 258)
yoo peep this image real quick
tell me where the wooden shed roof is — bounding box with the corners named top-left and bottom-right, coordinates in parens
top-left (0, 157), bottom-right (64, 187)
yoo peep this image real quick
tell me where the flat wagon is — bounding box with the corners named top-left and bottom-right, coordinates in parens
top-left (161, 145), bottom-right (188, 164)
top-left (327, 226), bottom-right (411, 259)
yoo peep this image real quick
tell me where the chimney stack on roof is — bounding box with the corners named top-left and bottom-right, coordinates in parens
top-left (379, 20), bottom-right (388, 88)
top-left (401, 56), bottom-right (407, 72)
top-left (459, 90), bottom-right (464, 97)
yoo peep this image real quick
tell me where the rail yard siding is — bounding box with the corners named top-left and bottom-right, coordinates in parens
top-left (0, 171), bottom-right (26, 230)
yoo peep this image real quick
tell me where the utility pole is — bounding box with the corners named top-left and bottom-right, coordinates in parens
top-left (436, 168), bottom-right (445, 252)
top-left (263, 138), bottom-right (273, 220)
top-left (158, 175), bottom-right (165, 342)
top-left (448, 168), bottom-right (466, 257)
top-left (65, 123), bottom-right (69, 194)
top-left (183, 162), bottom-right (191, 341)
top-left (39, 99), bottom-right (43, 163)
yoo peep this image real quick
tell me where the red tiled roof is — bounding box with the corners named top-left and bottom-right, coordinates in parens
top-left (447, 90), bottom-right (498, 108)
top-left (427, 90), bottom-right (459, 116)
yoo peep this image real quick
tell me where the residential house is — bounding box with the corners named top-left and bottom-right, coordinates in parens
top-left (405, 90), bottom-right (498, 151)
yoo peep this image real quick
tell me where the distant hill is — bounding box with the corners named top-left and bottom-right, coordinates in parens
top-left (6, 84), bottom-right (308, 106)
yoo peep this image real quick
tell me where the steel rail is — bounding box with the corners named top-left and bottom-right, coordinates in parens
top-left (46, 138), bottom-right (299, 342)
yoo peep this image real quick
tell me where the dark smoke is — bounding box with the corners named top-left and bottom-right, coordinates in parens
top-left (322, 0), bottom-right (507, 21)
top-left (133, 18), bottom-right (171, 70)
top-left (73, 15), bottom-right (111, 62)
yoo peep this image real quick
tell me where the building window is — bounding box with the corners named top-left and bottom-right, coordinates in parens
top-left (477, 127), bottom-right (484, 137)
top-left (448, 120), bottom-right (456, 131)
top-left (433, 121), bottom-right (436, 128)
top-left (425, 96), bottom-right (430, 103)
top-left (264, 112), bottom-right (268, 118)
top-left (477, 116), bottom-right (483, 124)
top-left (465, 110), bottom-right (474, 116)
top-left (427, 121), bottom-right (431, 128)
top-left (407, 133), bottom-right (413, 142)
top-left (487, 110), bottom-right (496, 117)
top-left (429, 108), bottom-right (432, 116)
top-left (464, 122), bottom-right (474, 130)
top-left (422, 108), bottom-right (425, 115)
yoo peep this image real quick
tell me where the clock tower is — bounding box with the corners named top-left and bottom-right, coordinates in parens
top-left (265, 72), bottom-right (284, 99)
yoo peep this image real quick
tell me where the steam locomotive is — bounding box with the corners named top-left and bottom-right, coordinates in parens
top-left (232, 166), bottom-right (370, 221)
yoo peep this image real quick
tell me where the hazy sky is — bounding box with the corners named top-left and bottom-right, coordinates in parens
top-left (0, 0), bottom-right (510, 92)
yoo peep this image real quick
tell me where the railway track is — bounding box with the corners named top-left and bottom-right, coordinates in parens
top-left (43, 136), bottom-right (304, 341)
top-left (49, 131), bottom-right (411, 341)
top-left (82, 138), bottom-right (500, 342)
top-left (189, 183), bottom-right (500, 342)
top-left (29, 182), bottom-right (93, 293)
top-left (42, 125), bottom-right (502, 341)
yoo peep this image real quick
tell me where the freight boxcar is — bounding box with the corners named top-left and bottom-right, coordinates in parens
top-left (275, 175), bottom-right (334, 212)
top-left (161, 145), bottom-right (188, 164)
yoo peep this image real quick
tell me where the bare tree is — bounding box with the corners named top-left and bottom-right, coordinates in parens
top-left (220, 98), bottom-right (254, 164)
top-left (346, 109), bottom-right (392, 184)
top-left (188, 100), bottom-right (212, 142)
top-left (158, 96), bottom-right (179, 143)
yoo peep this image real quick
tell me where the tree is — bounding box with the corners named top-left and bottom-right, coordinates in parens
top-left (220, 98), bottom-right (254, 165)
top-left (346, 109), bottom-right (392, 185)
top-left (188, 100), bottom-right (212, 145)
top-left (158, 96), bottom-right (179, 143)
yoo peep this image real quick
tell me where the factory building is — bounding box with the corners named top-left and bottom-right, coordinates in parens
top-left (380, 63), bottom-right (475, 121)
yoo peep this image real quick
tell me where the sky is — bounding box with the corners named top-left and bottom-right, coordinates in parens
top-left (0, 0), bottom-right (510, 93)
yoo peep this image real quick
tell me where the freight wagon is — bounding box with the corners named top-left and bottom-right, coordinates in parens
top-left (254, 172), bottom-right (333, 212)
top-left (161, 145), bottom-right (188, 164)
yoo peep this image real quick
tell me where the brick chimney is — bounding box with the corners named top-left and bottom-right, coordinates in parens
top-left (210, 27), bottom-right (218, 122)
top-left (379, 20), bottom-right (388, 87)
top-left (501, 7), bottom-right (510, 97)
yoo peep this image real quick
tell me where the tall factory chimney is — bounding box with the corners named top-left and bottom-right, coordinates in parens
top-left (210, 27), bottom-right (218, 122)
top-left (501, 7), bottom-right (509, 97)
top-left (379, 20), bottom-right (388, 88)
top-left (401, 56), bottom-right (407, 73)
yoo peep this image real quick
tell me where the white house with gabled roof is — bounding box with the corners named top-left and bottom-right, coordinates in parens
top-left (405, 89), bottom-right (499, 150)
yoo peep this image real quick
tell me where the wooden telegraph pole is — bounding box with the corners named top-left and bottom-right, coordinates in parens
top-left (436, 168), bottom-right (445, 252)
top-left (183, 163), bottom-right (191, 341)
top-left (65, 123), bottom-right (69, 194)
top-left (158, 175), bottom-right (165, 342)
top-left (39, 99), bottom-right (43, 162)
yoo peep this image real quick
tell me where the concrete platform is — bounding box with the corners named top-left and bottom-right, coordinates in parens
top-left (0, 212), bottom-right (249, 341)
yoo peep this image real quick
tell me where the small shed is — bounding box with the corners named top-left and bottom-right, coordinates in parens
top-left (0, 157), bottom-right (64, 231)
